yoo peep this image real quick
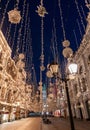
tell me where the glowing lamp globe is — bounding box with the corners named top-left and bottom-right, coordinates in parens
top-left (68, 63), bottom-right (78, 74)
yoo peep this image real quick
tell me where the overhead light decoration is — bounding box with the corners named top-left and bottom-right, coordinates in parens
top-left (8, 8), bottom-right (21, 24)
top-left (8, 0), bottom-right (21, 24)
top-left (40, 65), bottom-right (45, 71)
top-left (62, 47), bottom-right (73, 58)
top-left (40, 54), bottom-right (45, 71)
top-left (19, 53), bottom-right (25, 60)
top-left (62, 40), bottom-right (73, 58)
top-left (36, 5), bottom-right (48, 17)
top-left (62, 40), bottom-right (70, 47)
top-left (36, 0), bottom-right (48, 72)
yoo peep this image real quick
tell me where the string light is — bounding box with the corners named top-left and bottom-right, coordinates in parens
top-left (25, 23), bottom-right (33, 79)
top-left (0, 0), bottom-right (10, 29)
top-left (15, 0), bottom-right (19, 9)
top-left (81, 6), bottom-right (86, 20)
top-left (51, 29), bottom-right (56, 60)
top-left (74, 0), bottom-right (85, 31)
top-left (53, 19), bottom-right (60, 63)
top-left (51, 19), bottom-right (59, 62)
top-left (40, 17), bottom-right (45, 71)
top-left (58, 0), bottom-right (66, 41)
top-left (58, 0), bottom-right (73, 58)
top-left (76, 19), bottom-right (83, 37)
top-left (5, 1), bottom-right (19, 47)
top-left (73, 30), bottom-right (79, 49)
top-left (25, 16), bottom-right (37, 88)
top-left (11, 24), bottom-right (18, 49)
top-left (22, 4), bottom-right (29, 53)
top-left (36, 0), bottom-right (48, 72)
top-left (6, 23), bottom-right (12, 43)
top-left (16, 0), bottom-right (26, 52)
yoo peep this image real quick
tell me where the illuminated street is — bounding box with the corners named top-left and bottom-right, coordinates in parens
top-left (0, 117), bottom-right (90, 130)
top-left (0, 1), bottom-right (90, 130)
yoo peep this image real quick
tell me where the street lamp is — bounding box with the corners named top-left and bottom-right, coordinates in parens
top-left (49, 61), bottom-right (77, 130)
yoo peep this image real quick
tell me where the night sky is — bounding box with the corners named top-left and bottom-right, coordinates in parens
top-left (0, 0), bottom-right (89, 84)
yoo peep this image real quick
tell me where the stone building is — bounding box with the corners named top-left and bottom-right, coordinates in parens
top-left (0, 30), bottom-right (33, 123)
top-left (68, 13), bottom-right (90, 120)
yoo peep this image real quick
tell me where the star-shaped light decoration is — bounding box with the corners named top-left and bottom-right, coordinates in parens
top-left (36, 5), bottom-right (48, 17)
top-left (8, 8), bottom-right (21, 24)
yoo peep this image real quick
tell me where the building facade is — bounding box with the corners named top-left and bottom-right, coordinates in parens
top-left (0, 30), bottom-right (33, 123)
top-left (68, 13), bottom-right (90, 120)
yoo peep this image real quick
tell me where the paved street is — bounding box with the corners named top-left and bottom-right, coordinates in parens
top-left (0, 118), bottom-right (41, 130)
top-left (0, 117), bottom-right (90, 130)
top-left (45, 117), bottom-right (90, 130)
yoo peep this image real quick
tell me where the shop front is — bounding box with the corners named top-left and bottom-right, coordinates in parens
top-left (0, 106), bottom-right (9, 123)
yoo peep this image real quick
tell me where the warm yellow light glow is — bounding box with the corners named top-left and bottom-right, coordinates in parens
top-left (49, 62), bottom-right (59, 75)
top-left (68, 63), bottom-right (78, 74)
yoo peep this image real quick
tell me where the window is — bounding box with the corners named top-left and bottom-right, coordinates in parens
top-left (79, 66), bottom-right (83, 74)
top-left (81, 78), bottom-right (87, 92)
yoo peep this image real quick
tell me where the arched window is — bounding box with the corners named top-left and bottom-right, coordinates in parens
top-left (81, 78), bottom-right (87, 92)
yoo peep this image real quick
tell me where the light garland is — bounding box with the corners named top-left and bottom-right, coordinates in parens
top-left (74, 0), bottom-right (85, 31)
top-left (22, 4), bottom-right (29, 53)
top-left (73, 30), bottom-right (79, 49)
top-left (40, 17), bottom-right (45, 71)
top-left (58, 0), bottom-right (66, 40)
top-left (8, 0), bottom-right (21, 24)
top-left (11, 24), bottom-right (17, 49)
top-left (25, 17), bottom-right (37, 86)
top-left (36, 0), bottom-right (48, 72)
top-left (0, 0), bottom-right (10, 29)
top-left (51, 29), bottom-right (56, 60)
top-left (81, 6), bottom-right (86, 20)
top-left (58, 0), bottom-right (73, 58)
top-left (16, 0), bottom-right (26, 52)
top-left (6, 23), bottom-right (12, 43)
top-left (52, 19), bottom-right (59, 61)
top-left (76, 19), bottom-right (83, 37)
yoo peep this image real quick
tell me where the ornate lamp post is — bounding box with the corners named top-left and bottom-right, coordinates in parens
top-left (48, 61), bottom-right (77, 130)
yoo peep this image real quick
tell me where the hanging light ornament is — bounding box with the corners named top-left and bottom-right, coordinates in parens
top-left (62, 47), bottom-right (73, 58)
top-left (58, 0), bottom-right (73, 59)
top-left (62, 40), bottom-right (70, 47)
top-left (8, 8), bottom-right (21, 24)
top-left (36, 1), bottom-right (48, 17)
top-left (36, 0), bottom-right (48, 71)
top-left (8, 0), bottom-right (21, 24)
top-left (62, 40), bottom-right (73, 59)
